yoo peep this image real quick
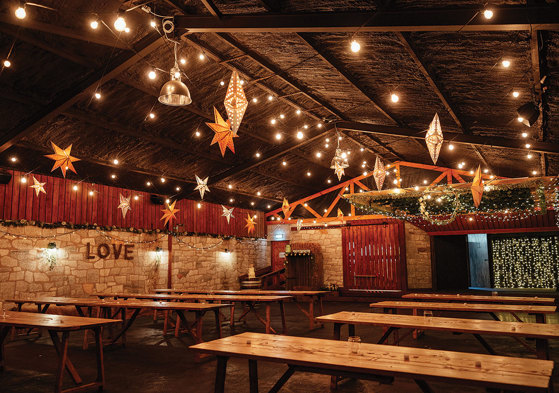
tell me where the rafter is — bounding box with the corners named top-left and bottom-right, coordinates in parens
top-left (199, 0), bottom-right (222, 18)
top-left (530, 30), bottom-right (548, 176)
top-left (0, 33), bottom-right (164, 154)
top-left (173, 7), bottom-right (559, 33)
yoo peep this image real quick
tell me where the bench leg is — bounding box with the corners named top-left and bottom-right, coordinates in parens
top-left (269, 366), bottom-right (295, 393)
top-left (280, 301), bottom-right (287, 334)
top-left (214, 309), bottom-right (222, 338)
top-left (215, 356), bottom-right (228, 393)
top-left (249, 359), bottom-right (259, 393)
top-left (473, 334), bottom-right (497, 355)
top-left (0, 326), bottom-right (10, 372)
top-left (95, 327), bottom-right (105, 388)
top-left (414, 379), bottom-right (434, 393)
top-left (265, 305), bottom-right (271, 334)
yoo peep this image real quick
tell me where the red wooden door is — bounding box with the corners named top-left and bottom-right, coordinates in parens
top-left (342, 221), bottom-right (407, 290)
top-left (271, 241), bottom-right (289, 271)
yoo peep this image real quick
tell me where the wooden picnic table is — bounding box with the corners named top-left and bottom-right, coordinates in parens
top-left (95, 293), bottom-right (292, 334)
top-left (317, 311), bottom-right (559, 360)
top-left (371, 301), bottom-right (557, 324)
top-left (5, 297), bottom-right (229, 351)
top-left (190, 332), bottom-right (553, 393)
top-left (153, 289), bottom-right (329, 329)
top-left (0, 311), bottom-right (119, 393)
top-left (402, 293), bottom-right (556, 305)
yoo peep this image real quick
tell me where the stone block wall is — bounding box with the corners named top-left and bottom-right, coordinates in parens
top-left (404, 222), bottom-right (432, 289)
top-left (0, 225), bottom-right (269, 300)
top-left (289, 227), bottom-right (343, 287)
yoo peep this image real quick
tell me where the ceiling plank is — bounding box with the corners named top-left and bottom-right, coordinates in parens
top-left (0, 14), bottom-right (130, 50)
top-left (173, 7), bottom-right (559, 33)
top-left (332, 121), bottom-right (559, 155)
top-left (0, 33), bottom-right (165, 154)
top-left (530, 29), bottom-right (548, 176)
top-left (199, 0), bottom-right (223, 18)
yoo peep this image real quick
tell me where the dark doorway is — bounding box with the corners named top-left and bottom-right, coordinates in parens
top-left (433, 235), bottom-right (469, 290)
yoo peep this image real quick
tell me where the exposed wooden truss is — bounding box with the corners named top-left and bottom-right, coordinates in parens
top-left (173, 7), bottom-right (559, 33)
top-left (265, 160), bottom-right (504, 224)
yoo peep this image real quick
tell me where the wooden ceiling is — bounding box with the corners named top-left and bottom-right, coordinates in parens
top-left (0, 0), bottom-right (558, 219)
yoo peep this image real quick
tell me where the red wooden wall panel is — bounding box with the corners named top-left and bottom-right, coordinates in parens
top-left (0, 170), bottom-right (265, 237)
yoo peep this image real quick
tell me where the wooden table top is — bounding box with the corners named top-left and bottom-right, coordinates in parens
top-left (317, 311), bottom-right (559, 339)
top-left (154, 289), bottom-right (328, 296)
top-left (95, 293), bottom-right (293, 302)
top-left (0, 311), bottom-right (120, 330)
top-left (371, 301), bottom-right (557, 314)
top-left (190, 332), bottom-right (553, 391)
top-left (402, 293), bottom-right (556, 305)
top-left (5, 297), bottom-right (231, 311)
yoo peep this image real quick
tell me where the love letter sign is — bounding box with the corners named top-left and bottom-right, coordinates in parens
top-left (86, 243), bottom-right (134, 260)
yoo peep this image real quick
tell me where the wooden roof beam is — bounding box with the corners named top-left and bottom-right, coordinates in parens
top-left (331, 121), bottom-right (559, 155)
top-left (530, 30), bottom-right (548, 176)
top-left (0, 33), bottom-right (165, 154)
top-left (173, 7), bottom-right (559, 33)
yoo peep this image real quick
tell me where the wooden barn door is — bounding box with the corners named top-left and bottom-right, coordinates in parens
top-left (342, 221), bottom-right (407, 290)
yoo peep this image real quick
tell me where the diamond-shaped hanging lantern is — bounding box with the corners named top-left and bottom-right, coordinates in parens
top-left (372, 156), bottom-right (386, 190)
top-left (223, 71), bottom-right (248, 134)
top-left (425, 113), bottom-right (444, 165)
top-left (330, 148), bottom-right (349, 170)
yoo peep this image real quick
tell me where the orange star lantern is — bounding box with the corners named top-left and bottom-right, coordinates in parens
top-left (471, 165), bottom-right (484, 208)
top-left (337, 208), bottom-right (344, 220)
top-left (245, 213), bottom-right (256, 235)
top-left (425, 113), bottom-right (443, 165)
top-left (281, 198), bottom-right (290, 219)
top-left (223, 71), bottom-right (248, 134)
top-left (206, 107), bottom-right (238, 156)
top-left (161, 200), bottom-right (179, 227)
top-left (45, 142), bottom-right (80, 178)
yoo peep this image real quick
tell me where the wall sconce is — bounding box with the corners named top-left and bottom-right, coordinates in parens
top-left (224, 248), bottom-right (231, 254)
top-left (154, 246), bottom-right (163, 264)
top-left (43, 242), bottom-right (58, 271)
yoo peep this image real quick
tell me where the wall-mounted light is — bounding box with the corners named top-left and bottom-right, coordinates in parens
top-left (42, 242), bottom-right (59, 270)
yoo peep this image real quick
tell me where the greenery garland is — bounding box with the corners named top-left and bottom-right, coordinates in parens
top-left (418, 185), bottom-right (461, 225)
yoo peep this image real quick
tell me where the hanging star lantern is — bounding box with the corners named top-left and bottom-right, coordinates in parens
top-left (334, 161), bottom-right (345, 181)
top-left (471, 165), bottom-right (484, 208)
top-left (425, 113), bottom-right (444, 164)
top-left (221, 205), bottom-right (234, 224)
top-left (194, 175), bottom-right (210, 199)
top-left (245, 213), bottom-right (256, 234)
top-left (296, 218), bottom-right (303, 231)
top-left (30, 176), bottom-right (46, 197)
top-left (118, 193), bottom-right (132, 220)
top-left (161, 200), bottom-right (179, 227)
top-left (45, 142), bottom-right (80, 178)
top-left (207, 107), bottom-right (238, 157)
top-left (281, 198), bottom-right (290, 219)
top-left (223, 71), bottom-right (248, 134)
top-left (372, 156), bottom-right (386, 191)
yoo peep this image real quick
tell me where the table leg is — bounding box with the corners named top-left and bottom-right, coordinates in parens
top-left (536, 314), bottom-right (546, 324)
top-left (0, 326), bottom-right (10, 372)
top-left (279, 301), bottom-right (287, 334)
top-left (348, 324), bottom-right (355, 337)
top-left (54, 331), bottom-right (70, 393)
top-left (196, 311), bottom-right (204, 342)
top-left (249, 359), bottom-right (259, 393)
top-left (214, 309), bottom-right (222, 338)
top-left (163, 310), bottom-right (169, 335)
top-left (308, 299), bottom-right (315, 330)
top-left (265, 304), bottom-right (271, 334)
top-left (229, 303), bottom-right (235, 327)
top-left (109, 308), bottom-right (141, 345)
top-left (48, 330), bottom-right (82, 385)
top-left (175, 312), bottom-right (181, 337)
top-left (318, 295), bottom-right (324, 316)
top-left (536, 338), bottom-right (550, 360)
top-left (331, 324), bottom-right (342, 389)
top-left (215, 356), bottom-right (228, 393)
top-left (94, 327), bottom-right (105, 388)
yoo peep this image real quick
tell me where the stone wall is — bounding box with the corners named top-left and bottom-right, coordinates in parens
top-left (0, 225), bottom-right (269, 300)
top-left (289, 227), bottom-right (343, 287)
top-left (404, 223), bottom-right (433, 289)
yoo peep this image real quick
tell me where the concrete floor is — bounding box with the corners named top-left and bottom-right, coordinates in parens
top-left (0, 301), bottom-right (557, 393)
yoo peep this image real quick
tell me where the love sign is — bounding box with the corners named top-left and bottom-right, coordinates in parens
top-left (86, 243), bottom-right (134, 260)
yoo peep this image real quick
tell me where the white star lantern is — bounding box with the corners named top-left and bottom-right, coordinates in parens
top-left (223, 71), bottom-right (248, 134)
top-left (30, 176), bottom-right (46, 197)
top-left (194, 175), bottom-right (210, 199)
top-left (333, 161), bottom-right (345, 181)
top-left (221, 205), bottom-right (234, 224)
top-left (372, 156), bottom-right (386, 191)
top-left (425, 113), bottom-right (444, 165)
top-left (118, 193), bottom-right (132, 220)
top-left (296, 218), bottom-right (303, 231)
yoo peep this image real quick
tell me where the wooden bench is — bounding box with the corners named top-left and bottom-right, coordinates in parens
top-left (190, 332), bottom-right (553, 393)
top-left (0, 311), bottom-right (119, 393)
top-left (371, 301), bottom-right (557, 323)
top-left (317, 311), bottom-right (559, 359)
top-left (402, 293), bottom-right (556, 305)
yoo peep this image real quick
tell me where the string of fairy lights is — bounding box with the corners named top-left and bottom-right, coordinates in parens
top-left (0, 2), bottom-right (548, 222)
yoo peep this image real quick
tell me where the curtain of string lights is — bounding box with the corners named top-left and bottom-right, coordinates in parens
top-left (491, 234), bottom-right (559, 289)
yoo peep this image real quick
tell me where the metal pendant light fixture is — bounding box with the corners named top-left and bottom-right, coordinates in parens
top-left (158, 42), bottom-right (192, 106)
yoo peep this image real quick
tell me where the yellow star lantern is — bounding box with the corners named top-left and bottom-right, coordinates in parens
top-left (206, 107), bottom-right (238, 157)
top-left (245, 213), bottom-right (256, 235)
top-left (30, 176), bottom-right (46, 197)
top-left (161, 200), bottom-right (179, 227)
top-left (334, 161), bottom-right (345, 181)
top-left (337, 208), bottom-right (344, 220)
top-left (471, 165), bottom-right (484, 208)
top-left (281, 198), bottom-right (290, 219)
top-left (45, 142), bottom-right (80, 178)
top-left (223, 71), bottom-right (248, 134)
top-left (372, 156), bottom-right (386, 191)
top-left (425, 113), bottom-right (443, 164)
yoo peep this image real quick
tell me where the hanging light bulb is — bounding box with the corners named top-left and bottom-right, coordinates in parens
top-left (159, 42), bottom-right (192, 106)
top-left (3, 59), bottom-right (11, 68)
top-left (148, 70), bottom-right (156, 80)
top-left (90, 20), bottom-right (99, 29)
top-left (391, 93), bottom-right (399, 103)
top-left (114, 13), bottom-right (127, 32)
top-left (350, 40), bottom-right (360, 53)
top-left (483, 9), bottom-right (493, 19)
top-left (296, 131), bottom-right (304, 140)
top-left (15, 4), bottom-right (26, 19)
